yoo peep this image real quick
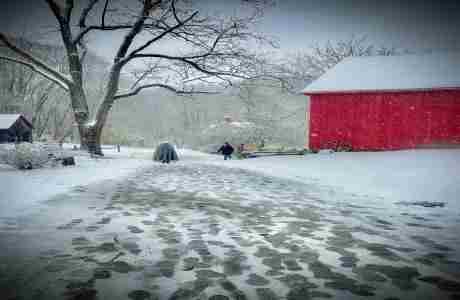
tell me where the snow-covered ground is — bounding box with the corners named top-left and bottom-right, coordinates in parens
top-left (1, 145), bottom-right (460, 300)
top-left (0, 145), bottom-right (213, 217)
top-left (0, 145), bottom-right (155, 217)
top-left (206, 149), bottom-right (460, 210)
top-left (2, 145), bottom-right (459, 218)
top-left (204, 150), bottom-right (460, 252)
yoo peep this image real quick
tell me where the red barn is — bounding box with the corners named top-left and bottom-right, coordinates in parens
top-left (302, 52), bottom-right (460, 151)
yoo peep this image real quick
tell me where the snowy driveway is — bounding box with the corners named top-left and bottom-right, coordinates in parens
top-left (1, 161), bottom-right (460, 300)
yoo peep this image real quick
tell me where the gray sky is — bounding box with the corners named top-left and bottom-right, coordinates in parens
top-left (1, 0), bottom-right (459, 58)
top-left (261, 0), bottom-right (460, 52)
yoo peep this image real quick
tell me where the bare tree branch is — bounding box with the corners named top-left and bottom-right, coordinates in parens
top-left (127, 10), bottom-right (199, 57)
top-left (92, 0), bottom-right (163, 136)
top-left (101, 0), bottom-right (110, 27)
top-left (0, 33), bottom-right (73, 88)
top-left (31, 83), bottom-right (56, 126)
top-left (73, 25), bottom-right (133, 45)
top-left (77, 39), bottom-right (89, 63)
top-left (73, 0), bottom-right (133, 46)
top-left (129, 61), bottom-right (162, 89)
top-left (0, 56), bottom-right (70, 91)
top-left (45, 0), bottom-right (85, 87)
top-left (78, 0), bottom-right (100, 28)
top-left (44, 0), bottom-right (64, 22)
top-left (171, 0), bottom-right (182, 24)
top-left (127, 53), bottom-right (250, 78)
top-left (114, 83), bottom-right (217, 100)
top-left (115, 0), bottom-right (162, 62)
top-left (76, 0), bottom-right (100, 62)
top-left (64, 0), bottom-right (74, 22)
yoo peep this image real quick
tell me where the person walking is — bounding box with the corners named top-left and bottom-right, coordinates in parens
top-left (217, 142), bottom-right (234, 160)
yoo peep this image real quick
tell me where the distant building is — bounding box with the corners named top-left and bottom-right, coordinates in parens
top-left (0, 114), bottom-right (33, 143)
top-left (302, 52), bottom-right (460, 151)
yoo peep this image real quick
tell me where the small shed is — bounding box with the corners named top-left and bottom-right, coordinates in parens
top-left (302, 52), bottom-right (460, 151)
top-left (0, 114), bottom-right (33, 143)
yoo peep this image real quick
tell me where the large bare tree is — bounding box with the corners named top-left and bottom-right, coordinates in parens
top-left (0, 0), bottom-right (272, 154)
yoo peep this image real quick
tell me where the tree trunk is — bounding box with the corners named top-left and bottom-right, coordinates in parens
top-left (93, 127), bottom-right (103, 156)
top-left (89, 64), bottom-right (124, 156)
top-left (74, 101), bottom-right (110, 156)
top-left (68, 84), bottom-right (91, 150)
top-left (79, 125), bottom-right (103, 155)
top-left (77, 124), bottom-right (89, 150)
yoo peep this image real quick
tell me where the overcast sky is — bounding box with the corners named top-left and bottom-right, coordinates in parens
top-left (1, 0), bottom-right (459, 59)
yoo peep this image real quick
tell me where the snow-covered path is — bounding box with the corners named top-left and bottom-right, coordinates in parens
top-left (1, 155), bottom-right (459, 300)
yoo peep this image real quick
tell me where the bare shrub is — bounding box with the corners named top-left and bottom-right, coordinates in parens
top-left (1, 142), bottom-right (49, 169)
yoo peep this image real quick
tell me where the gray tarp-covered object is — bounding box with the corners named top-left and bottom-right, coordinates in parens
top-left (153, 142), bottom-right (179, 163)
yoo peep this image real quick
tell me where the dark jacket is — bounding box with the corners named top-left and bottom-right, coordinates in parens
top-left (218, 144), bottom-right (234, 155)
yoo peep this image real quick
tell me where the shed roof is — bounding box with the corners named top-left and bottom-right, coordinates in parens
top-left (0, 114), bottom-right (32, 129)
top-left (302, 52), bottom-right (460, 94)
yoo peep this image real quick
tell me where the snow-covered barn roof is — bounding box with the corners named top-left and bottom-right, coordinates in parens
top-left (302, 52), bottom-right (460, 94)
top-left (0, 114), bottom-right (32, 129)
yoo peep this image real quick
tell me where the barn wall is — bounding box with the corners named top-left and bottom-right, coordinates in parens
top-left (308, 90), bottom-right (460, 151)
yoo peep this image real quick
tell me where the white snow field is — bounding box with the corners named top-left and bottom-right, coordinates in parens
top-left (1, 145), bottom-right (459, 216)
top-left (0, 145), bottom-right (212, 217)
top-left (0, 145), bottom-right (154, 217)
top-left (1, 145), bottom-right (460, 300)
top-left (209, 149), bottom-right (460, 210)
